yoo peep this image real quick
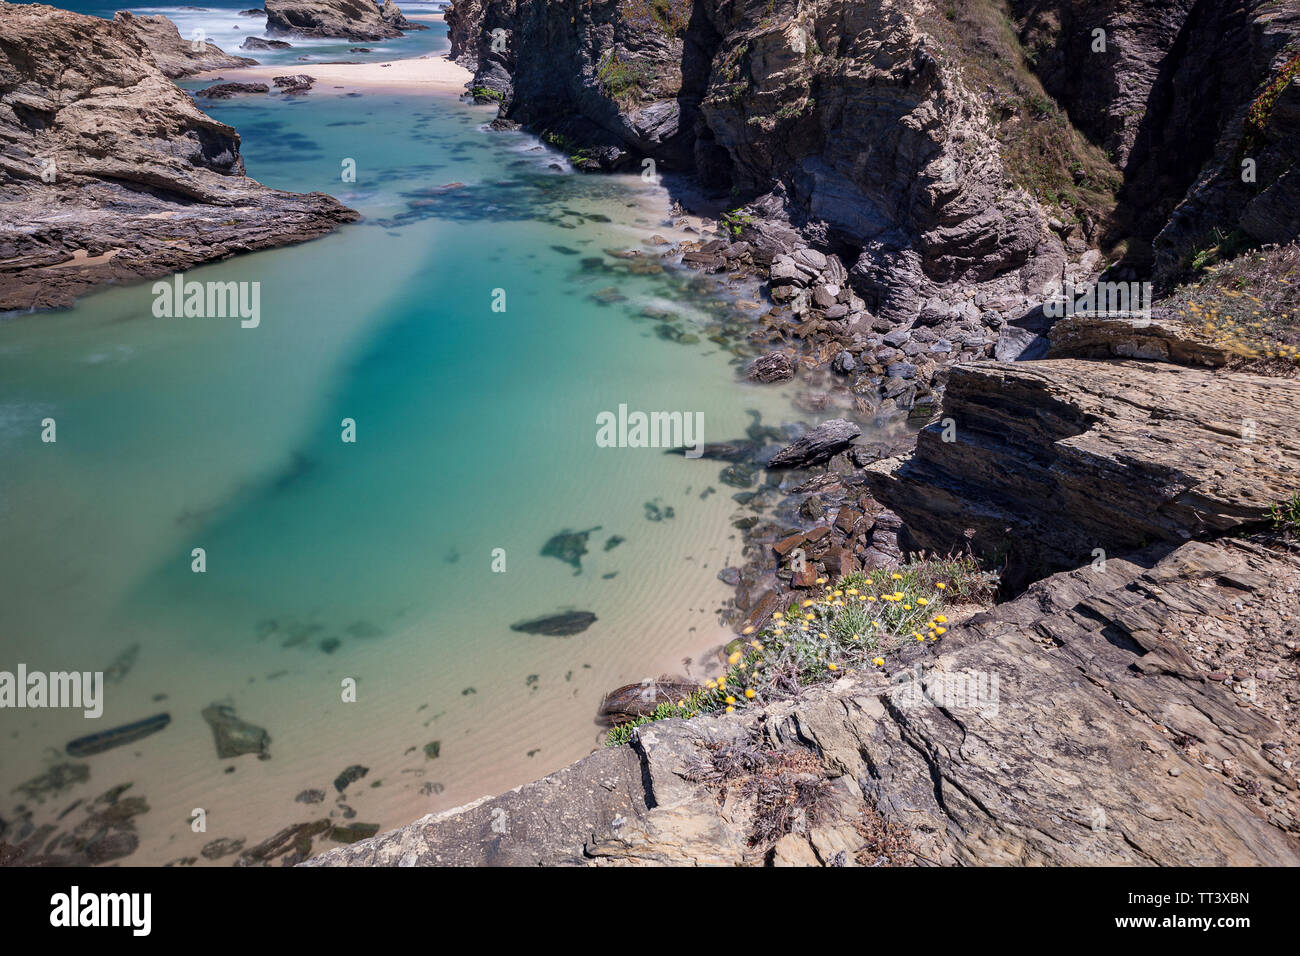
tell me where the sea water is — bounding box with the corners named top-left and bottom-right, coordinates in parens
top-left (0, 5), bottom-right (807, 863)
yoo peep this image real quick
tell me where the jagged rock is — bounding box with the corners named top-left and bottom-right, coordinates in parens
top-left (241, 36), bottom-right (293, 50)
top-left (265, 0), bottom-right (413, 41)
top-left (273, 73), bottom-right (315, 94)
top-left (113, 11), bottom-right (255, 78)
top-left (767, 419), bottom-right (861, 469)
top-left (197, 82), bottom-right (271, 99)
top-left (870, 360), bottom-right (1300, 582)
top-left (0, 2), bottom-right (359, 312)
top-left (745, 351), bottom-right (796, 383)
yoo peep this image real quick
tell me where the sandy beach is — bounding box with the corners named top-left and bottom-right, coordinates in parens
top-left (196, 52), bottom-right (471, 94)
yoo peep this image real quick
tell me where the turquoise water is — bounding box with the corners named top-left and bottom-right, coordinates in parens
top-left (0, 9), bottom-right (803, 862)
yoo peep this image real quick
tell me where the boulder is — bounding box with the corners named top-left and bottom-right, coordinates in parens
top-left (767, 419), bottom-right (861, 469)
top-left (745, 351), bottom-right (796, 383)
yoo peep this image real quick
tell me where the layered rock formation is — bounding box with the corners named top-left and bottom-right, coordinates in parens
top-left (265, 0), bottom-right (424, 41)
top-left (447, 0), bottom-right (1300, 340)
top-left (0, 2), bottom-right (359, 312)
top-left (112, 11), bottom-right (256, 78)
top-left (869, 358), bottom-right (1300, 585)
top-left (309, 535), bottom-right (1300, 866)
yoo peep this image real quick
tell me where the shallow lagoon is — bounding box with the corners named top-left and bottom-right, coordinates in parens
top-left (0, 10), bottom-right (806, 863)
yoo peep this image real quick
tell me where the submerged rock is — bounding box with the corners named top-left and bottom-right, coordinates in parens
top-left (541, 526), bottom-right (600, 573)
top-left (510, 611), bottom-right (597, 637)
top-left (333, 764), bottom-right (369, 793)
top-left (66, 713), bottom-right (171, 758)
top-left (201, 704), bottom-right (272, 760)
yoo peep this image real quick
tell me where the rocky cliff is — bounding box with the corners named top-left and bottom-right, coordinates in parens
top-left (113, 11), bottom-right (257, 78)
top-left (0, 2), bottom-right (359, 312)
top-left (265, 0), bottom-right (425, 41)
top-left (447, 0), bottom-right (1300, 322)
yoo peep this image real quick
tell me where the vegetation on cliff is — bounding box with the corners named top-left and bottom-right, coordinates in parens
top-left (607, 555), bottom-right (997, 745)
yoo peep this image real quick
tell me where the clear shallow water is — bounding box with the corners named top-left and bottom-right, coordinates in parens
top-left (0, 7), bottom-right (805, 863)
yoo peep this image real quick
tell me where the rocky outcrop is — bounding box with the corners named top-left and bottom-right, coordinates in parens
top-left (448, 0), bottom-right (1060, 325)
top-left (113, 11), bottom-right (257, 78)
top-left (265, 0), bottom-right (420, 41)
top-left (869, 359), bottom-right (1300, 584)
top-left (307, 535), bottom-right (1300, 866)
top-left (0, 2), bottom-right (359, 312)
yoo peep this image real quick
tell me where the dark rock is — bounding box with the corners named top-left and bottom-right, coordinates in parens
top-left (745, 351), bottom-right (796, 383)
top-left (201, 704), bottom-right (271, 760)
top-left (768, 419), bottom-right (861, 469)
top-left (510, 611), bottom-right (597, 637)
top-left (540, 526), bottom-right (600, 572)
top-left (333, 765), bottom-right (369, 793)
top-left (197, 81), bottom-right (270, 98)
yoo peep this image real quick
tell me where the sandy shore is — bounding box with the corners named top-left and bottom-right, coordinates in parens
top-left (195, 52), bottom-right (471, 95)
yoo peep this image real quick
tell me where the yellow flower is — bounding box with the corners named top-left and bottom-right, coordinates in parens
top-left (828, 663), bottom-right (838, 671)
top-left (935, 582), bottom-right (946, 590)
top-left (717, 677), bottom-right (726, 689)
top-left (725, 706), bottom-right (734, 714)
top-left (744, 688), bottom-right (756, 699)
top-left (935, 626), bottom-right (947, 635)
top-left (725, 695), bottom-right (736, 704)
top-left (872, 657), bottom-right (885, 667)
top-left (913, 633), bottom-right (924, 641)
top-left (751, 640), bottom-right (763, 649)
top-left (816, 577), bottom-right (828, 585)
top-left (772, 612), bottom-right (784, 621)
top-left (917, 598), bottom-right (928, 606)
top-left (846, 588), bottom-right (859, 596)
top-left (832, 589), bottom-right (843, 597)
top-left (803, 600), bottom-right (815, 608)
top-left (705, 679), bottom-right (717, 689)
top-left (742, 625), bottom-right (755, 635)
top-left (891, 573), bottom-right (903, 580)
top-left (867, 595), bottom-right (877, 602)
top-left (934, 615), bottom-right (948, 624)
top-left (676, 699), bottom-right (685, 707)
top-left (728, 651), bottom-right (742, 665)
top-left (903, 604), bottom-right (912, 610)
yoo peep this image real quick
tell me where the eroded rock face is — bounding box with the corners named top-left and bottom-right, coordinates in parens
top-left (305, 537), bottom-right (1300, 866)
top-left (448, 0), bottom-right (1051, 323)
top-left (113, 11), bottom-right (256, 78)
top-left (868, 359), bottom-right (1300, 582)
top-left (0, 2), bottom-right (359, 312)
top-left (265, 0), bottom-right (414, 41)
